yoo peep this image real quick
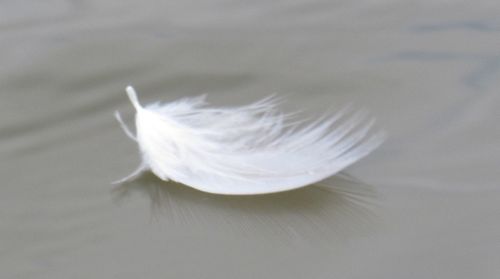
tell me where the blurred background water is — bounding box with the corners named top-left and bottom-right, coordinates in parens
top-left (1, 1), bottom-right (499, 278)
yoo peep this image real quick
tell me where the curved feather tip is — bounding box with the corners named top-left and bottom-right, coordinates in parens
top-left (114, 86), bottom-right (385, 195)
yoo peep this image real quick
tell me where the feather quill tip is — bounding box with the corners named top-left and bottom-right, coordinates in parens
top-left (126, 85), bottom-right (141, 110)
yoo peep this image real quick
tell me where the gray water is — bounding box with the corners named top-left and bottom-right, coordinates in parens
top-left (1, 1), bottom-right (500, 278)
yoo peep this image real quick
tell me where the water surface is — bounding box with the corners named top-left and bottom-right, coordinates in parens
top-left (1, 1), bottom-right (499, 278)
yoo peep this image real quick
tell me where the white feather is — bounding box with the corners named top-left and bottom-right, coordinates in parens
top-left (114, 86), bottom-right (385, 195)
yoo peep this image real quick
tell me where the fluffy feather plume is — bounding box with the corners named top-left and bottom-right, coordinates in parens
top-left (114, 86), bottom-right (385, 195)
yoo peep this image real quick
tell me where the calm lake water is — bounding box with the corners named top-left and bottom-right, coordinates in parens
top-left (1, 1), bottom-right (499, 278)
